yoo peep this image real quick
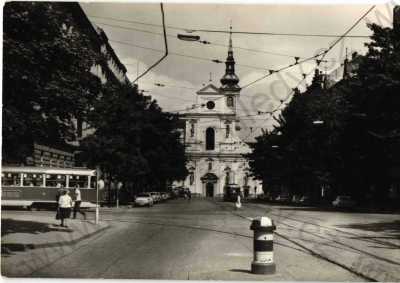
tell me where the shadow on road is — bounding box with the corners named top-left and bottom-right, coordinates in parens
top-left (229, 269), bottom-right (252, 274)
top-left (336, 220), bottom-right (400, 240)
top-left (1, 218), bottom-right (73, 236)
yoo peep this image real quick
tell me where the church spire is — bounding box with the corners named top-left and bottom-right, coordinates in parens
top-left (220, 24), bottom-right (240, 91)
top-left (228, 24), bottom-right (233, 52)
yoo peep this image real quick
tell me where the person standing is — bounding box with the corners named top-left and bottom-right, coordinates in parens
top-left (58, 189), bottom-right (73, 227)
top-left (73, 185), bottom-right (86, 220)
top-left (235, 194), bottom-right (242, 210)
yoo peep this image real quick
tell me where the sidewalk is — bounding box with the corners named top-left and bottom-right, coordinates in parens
top-left (1, 211), bottom-right (109, 252)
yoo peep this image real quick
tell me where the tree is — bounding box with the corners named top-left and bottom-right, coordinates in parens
top-left (3, 2), bottom-right (102, 163)
top-left (247, 17), bottom-right (400, 205)
top-left (341, 21), bottom-right (400, 203)
top-left (80, 83), bottom-right (188, 198)
top-left (247, 71), bottom-right (349, 200)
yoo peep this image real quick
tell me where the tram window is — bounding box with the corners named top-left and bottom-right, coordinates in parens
top-left (22, 173), bottom-right (44, 187)
top-left (68, 175), bottom-right (88, 188)
top-left (1, 173), bottom-right (21, 186)
top-left (46, 174), bottom-right (66, 187)
top-left (90, 178), bottom-right (97, 189)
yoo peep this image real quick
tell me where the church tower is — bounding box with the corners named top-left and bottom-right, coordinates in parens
top-left (220, 26), bottom-right (241, 114)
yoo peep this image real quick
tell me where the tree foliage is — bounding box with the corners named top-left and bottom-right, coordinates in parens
top-left (80, 83), bottom-right (188, 191)
top-left (247, 20), bottom-right (400, 203)
top-left (3, 2), bottom-right (102, 162)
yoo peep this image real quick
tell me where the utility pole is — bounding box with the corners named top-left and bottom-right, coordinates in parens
top-left (96, 167), bottom-right (105, 225)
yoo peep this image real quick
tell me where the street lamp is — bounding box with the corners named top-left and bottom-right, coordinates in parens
top-left (177, 33), bottom-right (211, 45)
top-left (271, 145), bottom-right (280, 149)
top-left (312, 120), bottom-right (324, 125)
top-left (177, 34), bottom-right (200, 42)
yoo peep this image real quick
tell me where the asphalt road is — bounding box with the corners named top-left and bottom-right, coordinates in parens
top-left (3, 198), bottom-right (394, 280)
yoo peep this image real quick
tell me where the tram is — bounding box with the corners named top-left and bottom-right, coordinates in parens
top-left (1, 166), bottom-right (104, 209)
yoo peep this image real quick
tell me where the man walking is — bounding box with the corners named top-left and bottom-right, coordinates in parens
top-left (73, 185), bottom-right (86, 220)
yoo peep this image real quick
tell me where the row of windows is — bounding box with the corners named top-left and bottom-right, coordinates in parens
top-left (1, 173), bottom-right (95, 188)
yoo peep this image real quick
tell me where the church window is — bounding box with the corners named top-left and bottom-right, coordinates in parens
top-left (206, 128), bottom-right (215, 150)
top-left (226, 124), bottom-right (230, 138)
top-left (206, 101), bottom-right (215, 110)
top-left (227, 96), bottom-right (234, 107)
top-left (208, 162), bottom-right (212, 170)
top-left (190, 123), bottom-right (195, 137)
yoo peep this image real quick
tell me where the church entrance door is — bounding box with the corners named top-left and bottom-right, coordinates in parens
top-left (201, 173), bottom-right (218, 197)
top-left (206, 183), bottom-right (214, 197)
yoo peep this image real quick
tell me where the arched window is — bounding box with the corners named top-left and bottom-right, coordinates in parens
top-left (226, 124), bottom-right (230, 138)
top-left (206, 128), bottom-right (215, 150)
top-left (227, 96), bottom-right (234, 107)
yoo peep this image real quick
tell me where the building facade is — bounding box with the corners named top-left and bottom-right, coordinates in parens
top-left (179, 32), bottom-right (262, 197)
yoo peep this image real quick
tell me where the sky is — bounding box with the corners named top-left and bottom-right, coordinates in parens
top-left (80, 1), bottom-right (397, 141)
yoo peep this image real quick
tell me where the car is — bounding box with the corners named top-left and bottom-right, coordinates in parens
top-left (298, 196), bottom-right (311, 205)
top-left (275, 194), bottom-right (290, 203)
top-left (170, 188), bottom-right (181, 199)
top-left (292, 195), bottom-right (301, 203)
top-left (149, 192), bottom-right (162, 203)
top-left (161, 192), bottom-right (169, 201)
top-left (179, 188), bottom-right (187, 198)
top-left (134, 193), bottom-right (154, 207)
top-left (155, 192), bottom-right (163, 202)
top-left (332, 195), bottom-right (356, 208)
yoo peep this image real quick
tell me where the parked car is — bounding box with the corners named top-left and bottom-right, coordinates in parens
top-left (171, 188), bottom-right (180, 199)
top-left (134, 193), bottom-right (154, 207)
top-left (332, 195), bottom-right (356, 208)
top-left (178, 188), bottom-right (187, 198)
top-left (292, 195), bottom-right (301, 203)
top-left (149, 192), bottom-right (161, 203)
top-left (275, 194), bottom-right (290, 203)
top-left (161, 192), bottom-right (169, 201)
top-left (298, 196), bottom-right (311, 205)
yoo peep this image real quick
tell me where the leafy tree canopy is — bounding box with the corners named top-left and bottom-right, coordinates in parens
top-left (80, 83), bottom-right (188, 190)
top-left (3, 2), bottom-right (102, 162)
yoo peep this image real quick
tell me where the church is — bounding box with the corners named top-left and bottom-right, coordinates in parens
top-left (178, 31), bottom-right (262, 198)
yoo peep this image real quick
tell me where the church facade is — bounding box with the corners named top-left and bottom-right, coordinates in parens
top-left (178, 33), bottom-right (262, 198)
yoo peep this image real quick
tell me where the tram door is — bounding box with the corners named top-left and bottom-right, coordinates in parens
top-left (206, 183), bottom-right (214, 197)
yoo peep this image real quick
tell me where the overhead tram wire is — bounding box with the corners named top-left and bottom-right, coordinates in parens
top-left (249, 5), bottom-right (377, 132)
top-left (132, 3), bottom-right (168, 83)
top-left (320, 5), bottom-right (376, 62)
top-left (112, 6), bottom-right (376, 116)
top-left (108, 38), bottom-right (271, 71)
top-left (138, 81), bottom-right (199, 90)
top-left (88, 14), bottom-right (371, 38)
top-left (241, 5), bottom-right (376, 90)
top-left (90, 19), bottom-right (338, 62)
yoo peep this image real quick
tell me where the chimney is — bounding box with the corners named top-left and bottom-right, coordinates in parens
top-left (394, 6), bottom-right (400, 31)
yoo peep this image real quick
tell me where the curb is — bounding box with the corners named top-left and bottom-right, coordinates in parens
top-left (1, 222), bottom-right (110, 251)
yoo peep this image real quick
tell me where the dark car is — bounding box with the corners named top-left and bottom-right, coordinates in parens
top-left (275, 194), bottom-right (290, 203)
top-left (332, 195), bottom-right (356, 208)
